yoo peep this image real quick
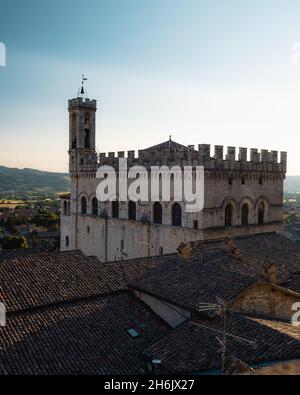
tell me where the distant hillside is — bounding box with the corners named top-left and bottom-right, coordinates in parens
top-left (0, 166), bottom-right (70, 193)
top-left (284, 176), bottom-right (300, 194)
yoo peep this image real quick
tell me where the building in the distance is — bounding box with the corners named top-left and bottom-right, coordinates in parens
top-left (60, 91), bottom-right (287, 261)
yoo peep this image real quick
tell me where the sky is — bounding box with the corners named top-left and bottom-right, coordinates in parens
top-left (1, 0), bottom-right (300, 174)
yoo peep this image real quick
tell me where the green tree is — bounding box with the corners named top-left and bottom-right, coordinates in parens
top-left (2, 236), bottom-right (29, 250)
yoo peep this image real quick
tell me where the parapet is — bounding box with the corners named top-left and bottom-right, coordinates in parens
top-left (98, 144), bottom-right (287, 173)
top-left (68, 97), bottom-right (97, 110)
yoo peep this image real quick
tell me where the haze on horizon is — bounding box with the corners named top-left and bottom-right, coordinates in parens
top-left (1, 0), bottom-right (300, 175)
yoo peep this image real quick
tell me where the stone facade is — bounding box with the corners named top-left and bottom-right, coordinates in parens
top-left (61, 96), bottom-right (287, 261)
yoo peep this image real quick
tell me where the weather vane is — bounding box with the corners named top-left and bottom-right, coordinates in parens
top-left (78, 74), bottom-right (88, 97)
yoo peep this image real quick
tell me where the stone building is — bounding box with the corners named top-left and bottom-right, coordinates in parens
top-left (60, 94), bottom-right (287, 261)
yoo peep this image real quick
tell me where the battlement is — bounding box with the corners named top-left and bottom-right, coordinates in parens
top-left (98, 144), bottom-right (287, 173)
top-left (68, 97), bottom-right (97, 110)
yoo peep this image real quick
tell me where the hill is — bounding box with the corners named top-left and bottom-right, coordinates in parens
top-left (0, 166), bottom-right (70, 194)
top-left (284, 176), bottom-right (300, 194)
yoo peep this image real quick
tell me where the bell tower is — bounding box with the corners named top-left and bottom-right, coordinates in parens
top-left (68, 78), bottom-right (98, 174)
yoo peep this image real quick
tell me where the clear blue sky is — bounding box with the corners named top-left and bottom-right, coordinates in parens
top-left (1, 0), bottom-right (300, 174)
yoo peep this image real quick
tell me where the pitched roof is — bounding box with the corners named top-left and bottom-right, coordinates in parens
top-left (142, 140), bottom-right (188, 152)
top-left (0, 250), bottom-right (120, 313)
top-left (143, 314), bottom-right (300, 374)
top-left (189, 233), bottom-right (300, 293)
top-left (130, 259), bottom-right (257, 312)
top-left (0, 292), bottom-right (169, 375)
top-left (0, 250), bottom-right (176, 313)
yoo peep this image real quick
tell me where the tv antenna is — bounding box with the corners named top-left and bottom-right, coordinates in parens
top-left (196, 298), bottom-right (256, 375)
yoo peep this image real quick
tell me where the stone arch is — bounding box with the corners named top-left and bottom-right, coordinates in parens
top-left (153, 202), bottom-right (163, 224)
top-left (221, 197), bottom-right (238, 227)
top-left (80, 195), bottom-right (88, 215)
top-left (63, 201), bottom-right (68, 216)
top-left (172, 202), bottom-right (182, 227)
top-left (91, 197), bottom-right (98, 216)
top-left (255, 196), bottom-right (270, 224)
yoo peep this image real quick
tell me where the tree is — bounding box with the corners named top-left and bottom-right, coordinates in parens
top-left (2, 236), bottom-right (29, 250)
top-left (5, 217), bottom-right (16, 234)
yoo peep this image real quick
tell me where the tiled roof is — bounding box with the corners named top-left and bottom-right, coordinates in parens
top-left (0, 251), bottom-right (176, 313)
top-left (0, 250), bottom-right (121, 313)
top-left (0, 292), bottom-right (169, 375)
top-left (142, 140), bottom-right (188, 152)
top-left (143, 314), bottom-right (300, 374)
top-left (130, 259), bottom-right (257, 312)
top-left (190, 233), bottom-right (300, 292)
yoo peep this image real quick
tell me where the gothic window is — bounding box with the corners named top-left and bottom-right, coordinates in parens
top-left (153, 202), bottom-right (162, 224)
top-left (84, 112), bottom-right (90, 126)
top-left (67, 201), bottom-right (71, 216)
top-left (259, 176), bottom-right (263, 185)
top-left (121, 239), bottom-right (124, 250)
top-left (65, 236), bottom-right (69, 247)
top-left (242, 176), bottom-right (245, 185)
top-left (242, 203), bottom-right (249, 225)
top-left (71, 113), bottom-right (77, 148)
top-left (92, 197), bottom-right (98, 216)
top-left (72, 113), bottom-right (76, 130)
top-left (112, 200), bottom-right (119, 219)
top-left (172, 203), bottom-right (182, 227)
top-left (63, 201), bottom-right (68, 216)
top-left (229, 176), bottom-right (233, 186)
top-left (81, 196), bottom-right (87, 215)
top-left (128, 201), bottom-right (136, 221)
top-left (225, 204), bottom-right (233, 227)
top-left (193, 220), bottom-right (198, 229)
top-left (258, 202), bottom-right (265, 225)
top-left (84, 129), bottom-right (91, 149)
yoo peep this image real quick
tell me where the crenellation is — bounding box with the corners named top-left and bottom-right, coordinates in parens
top-left (261, 149), bottom-right (269, 162)
top-left (198, 144), bottom-right (211, 162)
top-left (94, 145), bottom-right (285, 172)
top-left (214, 145), bottom-right (224, 160)
top-left (68, 97), bottom-right (97, 110)
top-left (239, 147), bottom-right (247, 162)
top-left (250, 148), bottom-right (260, 162)
top-left (226, 146), bottom-right (236, 161)
top-left (271, 151), bottom-right (278, 163)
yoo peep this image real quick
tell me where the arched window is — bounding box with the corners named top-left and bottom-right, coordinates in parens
top-left (258, 202), bottom-right (265, 225)
top-left (65, 236), bottom-right (69, 248)
top-left (81, 196), bottom-right (87, 215)
top-left (84, 129), bottom-right (91, 149)
top-left (84, 112), bottom-right (90, 126)
top-left (71, 113), bottom-right (77, 148)
top-left (172, 203), bottom-right (182, 227)
top-left (229, 176), bottom-right (233, 186)
top-left (242, 203), bottom-right (249, 225)
top-left (92, 197), bottom-right (98, 216)
top-left (128, 201), bottom-right (136, 221)
top-left (225, 204), bottom-right (233, 227)
top-left (63, 201), bottom-right (68, 216)
top-left (67, 201), bottom-right (71, 216)
top-left (112, 200), bottom-right (119, 219)
top-left (153, 202), bottom-right (162, 224)
top-left (259, 176), bottom-right (263, 185)
top-left (159, 247), bottom-right (164, 255)
top-left (241, 176), bottom-right (245, 185)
